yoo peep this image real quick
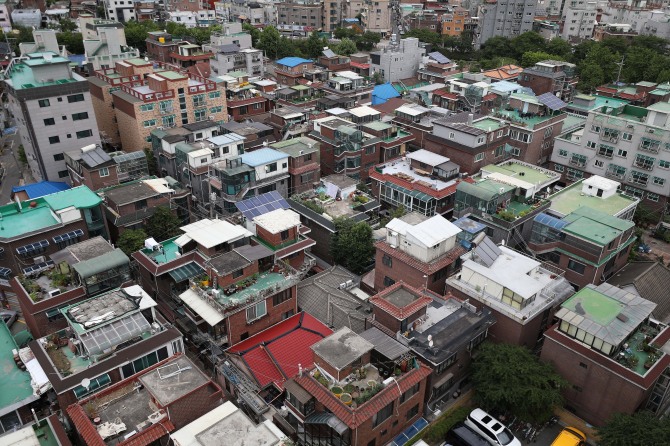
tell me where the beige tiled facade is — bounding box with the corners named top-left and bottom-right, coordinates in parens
top-left (89, 58), bottom-right (228, 151)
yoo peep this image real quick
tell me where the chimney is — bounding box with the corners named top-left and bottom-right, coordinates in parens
top-left (467, 114), bottom-right (473, 126)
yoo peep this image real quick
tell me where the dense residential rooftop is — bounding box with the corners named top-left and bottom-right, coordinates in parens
top-left (547, 178), bottom-right (638, 218)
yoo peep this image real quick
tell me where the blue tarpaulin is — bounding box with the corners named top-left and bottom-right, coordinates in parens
top-left (372, 83), bottom-right (401, 105)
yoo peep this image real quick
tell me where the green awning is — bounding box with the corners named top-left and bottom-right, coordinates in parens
top-left (73, 249), bottom-right (129, 278)
top-left (73, 373), bottom-right (111, 399)
top-left (385, 182), bottom-right (432, 202)
top-left (168, 262), bottom-right (204, 283)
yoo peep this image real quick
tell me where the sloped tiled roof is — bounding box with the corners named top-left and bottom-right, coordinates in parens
top-left (369, 282), bottom-right (433, 320)
top-left (375, 241), bottom-right (465, 275)
top-left (227, 312), bottom-right (333, 390)
top-left (293, 363), bottom-right (432, 428)
top-left (608, 261), bottom-right (670, 322)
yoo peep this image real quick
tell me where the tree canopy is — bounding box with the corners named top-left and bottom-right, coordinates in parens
top-left (330, 218), bottom-right (375, 274)
top-left (117, 229), bottom-right (148, 256)
top-left (145, 206), bottom-right (182, 241)
top-left (597, 412), bottom-right (670, 446)
top-left (471, 343), bottom-right (566, 423)
top-left (334, 38), bottom-right (358, 56)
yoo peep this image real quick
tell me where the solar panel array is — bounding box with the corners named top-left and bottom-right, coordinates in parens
top-left (473, 237), bottom-right (502, 268)
top-left (53, 229), bottom-right (84, 244)
top-left (81, 147), bottom-right (112, 168)
top-left (323, 48), bottom-right (336, 58)
top-left (16, 240), bottom-right (49, 255)
top-left (23, 260), bottom-right (55, 276)
top-left (428, 51), bottom-right (451, 64)
top-left (235, 191), bottom-right (290, 220)
top-left (537, 92), bottom-right (567, 110)
top-left (80, 313), bottom-right (151, 356)
top-left (0, 267), bottom-right (11, 278)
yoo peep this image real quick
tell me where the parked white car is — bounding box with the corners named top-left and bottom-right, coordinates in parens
top-left (464, 409), bottom-right (521, 446)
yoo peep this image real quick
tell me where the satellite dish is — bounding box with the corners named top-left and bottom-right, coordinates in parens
top-left (429, 340), bottom-right (434, 348)
top-left (81, 378), bottom-right (91, 390)
top-left (427, 334), bottom-right (433, 342)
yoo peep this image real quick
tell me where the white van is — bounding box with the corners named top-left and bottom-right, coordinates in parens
top-left (464, 409), bottom-right (521, 446)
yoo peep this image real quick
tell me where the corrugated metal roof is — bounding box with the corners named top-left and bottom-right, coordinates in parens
top-left (12, 181), bottom-right (70, 199)
top-left (240, 148), bottom-right (288, 167)
top-left (359, 327), bottom-right (409, 360)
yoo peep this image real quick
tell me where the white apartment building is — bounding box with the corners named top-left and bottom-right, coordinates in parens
top-left (476, 0), bottom-right (537, 47)
top-left (552, 100), bottom-right (670, 215)
top-left (561, 0), bottom-right (596, 42)
top-left (370, 37), bottom-right (425, 83)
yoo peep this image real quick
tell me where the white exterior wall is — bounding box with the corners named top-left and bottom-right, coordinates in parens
top-left (254, 157), bottom-right (289, 181)
top-left (561, 0), bottom-right (597, 41)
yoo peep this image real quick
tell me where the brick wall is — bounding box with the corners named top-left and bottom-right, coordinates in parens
top-left (213, 261), bottom-right (260, 289)
top-left (226, 285), bottom-right (298, 345)
top-left (164, 381), bottom-right (223, 429)
top-left (256, 225), bottom-right (298, 247)
top-left (89, 83), bottom-right (121, 146)
top-left (374, 249), bottom-right (451, 294)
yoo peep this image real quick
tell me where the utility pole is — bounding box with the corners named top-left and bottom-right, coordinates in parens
top-left (615, 56), bottom-right (625, 85)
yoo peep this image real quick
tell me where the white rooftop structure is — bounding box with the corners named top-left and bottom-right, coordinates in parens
top-left (336, 70), bottom-right (364, 80)
top-left (171, 401), bottom-right (284, 446)
top-left (253, 208), bottom-right (301, 234)
top-left (406, 149), bottom-right (449, 166)
top-left (395, 104), bottom-right (432, 117)
top-left (349, 105), bottom-right (381, 118)
top-left (581, 175), bottom-right (620, 199)
top-left (178, 289), bottom-right (224, 326)
top-left (180, 219), bottom-right (253, 249)
top-left (387, 214), bottom-right (461, 248)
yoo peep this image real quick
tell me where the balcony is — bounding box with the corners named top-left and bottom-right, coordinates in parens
top-left (605, 169), bottom-right (626, 180)
top-left (639, 142), bottom-right (661, 154)
top-left (633, 161), bottom-right (654, 171)
top-left (613, 322), bottom-right (664, 376)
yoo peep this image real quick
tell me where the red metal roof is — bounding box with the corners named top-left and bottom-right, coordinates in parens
top-left (228, 312), bottom-right (333, 389)
top-left (368, 282), bottom-right (433, 320)
top-left (120, 420), bottom-right (175, 446)
top-left (350, 62), bottom-right (370, 69)
top-left (375, 241), bottom-right (465, 275)
top-left (433, 89), bottom-right (459, 100)
top-left (293, 363), bottom-right (432, 428)
top-left (67, 405), bottom-right (106, 446)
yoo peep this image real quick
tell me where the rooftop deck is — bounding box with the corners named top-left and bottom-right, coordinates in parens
top-left (375, 158), bottom-right (457, 192)
top-left (482, 160), bottom-right (559, 186)
top-left (0, 202), bottom-right (58, 239)
top-left (548, 180), bottom-right (638, 218)
top-left (471, 117), bottom-right (504, 131)
top-left (494, 108), bottom-right (559, 129)
top-left (141, 236), bottom-right (181, 264)
top-left (0, 322), bottom-right (36, 414)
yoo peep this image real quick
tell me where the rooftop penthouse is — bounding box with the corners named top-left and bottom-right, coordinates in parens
top-left (4, 52), bottom-right (81, 92)
top-left (448, 238), bottom-right (574, 324)
top-left (555, 284), bottom-right (668, 377)
top-left (547, 176), bottom-right (639, 220)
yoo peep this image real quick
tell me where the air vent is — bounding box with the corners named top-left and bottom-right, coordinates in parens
top-left (616, 313), bottom-right (629, 322)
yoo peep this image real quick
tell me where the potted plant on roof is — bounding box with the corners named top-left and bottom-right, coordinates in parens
top-left (340, 393), bottom-right (352, 406)
top-left (331, 386), bottom-right (343, 398)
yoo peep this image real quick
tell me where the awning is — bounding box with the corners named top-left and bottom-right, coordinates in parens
top-left (168, 262), bottom-right (204, 283)
top-left (72, 373), bottom-right (111, 399)
top-left (284, 380), bottom-right (313, 404)
top-left (304, 413), bottom-right (348, 435)
top-left (235, 244), bottom-right (273, 262)
top-left (179, 288), bottom-right (224, 326)
top-left (389, 417), bottom-right (429, 446)
top-left (73, 249), bottom-right (129, 278)
top-left (385, 182), bottom-right (432, 202)
top-left (174, 234), bottom-right (192, 248)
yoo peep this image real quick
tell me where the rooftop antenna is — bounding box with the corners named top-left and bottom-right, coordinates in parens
top-left (615, 56), bottom-right (625, 85)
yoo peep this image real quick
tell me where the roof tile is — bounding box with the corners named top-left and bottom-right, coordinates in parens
top-left (376, 241), bottom-right (465, 275)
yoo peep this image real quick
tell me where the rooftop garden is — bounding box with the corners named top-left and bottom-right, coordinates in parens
top-left (615, 323), bottom-right (664, 375)
top-left (19, 268), bottom-right (76, 302)
top-left (293, 188), bottom-right (372, 218)
top-left (494, 196), bottom-right (547, 222)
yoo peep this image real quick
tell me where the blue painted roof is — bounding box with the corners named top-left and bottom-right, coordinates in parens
top-left (68, 54), bottom-right (86, 66)
top-left (372, 83), bottom-right (401, 105)
top-left (276, 57), bottom-right (312, 68)
top-left (489, 80), bottom-right (522, 93)
top-left (240, 148), bottom-right (288, 167)
top-left (452, 216), bottom-right (487, 234)
top-left (12, 181), bottom-right (70, 199)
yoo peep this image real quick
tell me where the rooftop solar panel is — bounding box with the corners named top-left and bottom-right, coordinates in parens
top-left (235, 191), bottom-right (290, 221)
top-left (538, 92), bottom-right (567, 110)
top-left (473, 237), bottom-right (502, 268)
top-left (428, 51), bottom-right (451, 64)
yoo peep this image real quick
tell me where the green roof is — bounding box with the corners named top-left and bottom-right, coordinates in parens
top-left (226, 71), bottom-right (247, 78)
top-left (141, 236), bottom-right (181, 264)
top-left (291, 85), bottom-right (310, 91)
top-left (0, 321), bottom-right (36, 413)
top-left (647, 101), bottom-right (670, 113)
top-left (363, 121), bottom-right (393, 131)
top-left (471, 118), bottom-right (504, 131)
top-left (481, 161), bottom-right (557, 186)
top-left (562, 207), bottom-right (634, 245)
top-left (458, 179), bottom-right (514, 201)
top-left (548, 180), bottom-right (637, 217)
top-left (72, 248), bottom-right (129, 278)
top-left (270, 137), bottom-right (320, 157)
top-left (510, 92), bottom-right (541, 104)
top-left (125, 58), bottom-right (151, 66)
top-left (42, 186), bottom-right (102, 210)
top-left (159, 70), bottom-right (187, 80)
top-left (562, 287), bottom-right (624, 326)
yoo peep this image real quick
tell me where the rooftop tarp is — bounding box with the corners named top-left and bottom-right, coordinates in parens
top-left (73, 249), bottom-right (129, 278)
top-left (168, 262), bottom-right (204, 283)
top-left (371, 83), bottom-right (400, 105)
top-left (456, 181), bottom-right (499, 202)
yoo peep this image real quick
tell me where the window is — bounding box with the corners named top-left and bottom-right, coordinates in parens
top-left (634, 154), bottom-right (655, 170)
top-left (120, 347), bottom-right (169, 378)
top-left (468, 330), bottom-right (488, 351)
top-left (495, 146), bottom-right (504, 158)
top-left (579, 362), bottom-right (588, 369)
top-left (474, 153), bottom-right (485, 162)
top-left (366, 145), bottom-right (376, 155)
top-left (558, 149), bottom-right (568, 157)
top-left (48, 136), bottom-right (60, 144)
top-left (209, 91), bottom-right (221, 99)
top-left (567, 259), bottom-right (586, 275)
top-left (555, 164), bottom-right (564, 173)
top-left (135, 199), bottom-right (147, 210)
top-left (622, 132), bottom-right (632, 141)
top-left (659, 159), bottom-right (670, 169)
top-left (382, 254), bottom-right (392, 267)
top-left (653, 177), bottom-right (665, 186)
top-left (647, 192), bottom-right (660, 202)
top-left (53, 153), bottom-right (64, 161)
top-left (566, 168), bottom-right (583, 180)
top-left (246, 301), bottom-right (267, 322)
top-left (44, 118), bottom-right (55, 126)
top-left (38, 99), bottom-right (50, 107)
top-left (617, 148), bottom-right (628, 158)
top-left (373, 402), bottom-right (394, 427)
top-left (607, 163), bottom-right (626, 179)
top-left (194, 108), bottom-right (207, 122)
top-left (232, 268), bottom-right (244, 279)
top-left (58, 170), bottom-right (69, 178)
top-left (72, 112), bottom-right (88, 121)
top-left (67, 93), bottom-right (85, 103)
top-left (597, 145), bottom-right (614, 158)
top-left (586, 140), bottom-right (597, 149)
top-left (272, 289), bottom-right (291, 306)
top-left (630, 170), bottom-right (649, 186)
top-left (99, 167), bottom-right (109, 177)
top-left (590, 124), bottom-right (601, 133)
top-left (266, 162), bottom-right (277, 173)
top-left (76, 130), bottom-right (93, 139)
top-left (570, 153), bottom-right (587, 167)
top-left (383, 276), bottom-right (395, 287)
top-left (140, 103), bottom-right (154, 112)
top-left (406, 404), bottom-right (419, 420)
top-left (400, 383), bottom-right (420, 404)
top-left (594, 160), bottom-right (604, 168)
top-left (625, 186), bottom-right (644, 198)
top-left (280, 229), bottom-right (290, 240)
top-left (143, 119), bottom-right (157, 128)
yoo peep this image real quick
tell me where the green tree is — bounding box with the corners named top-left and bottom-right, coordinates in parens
top-left (545, 38), bottom-right (573, 59)
top-left (304, 31), bottom-right (327, 59)
top-left (357, 31), bottom-right (381, 51)
top-left (521, 51), bottom-right (563, 68)
top-left (59, 19), bottom-right (77, 33)
top-left (330, 218), bottom-right (375, 274)
top-left (598, 412), bottom-right (670, 446)
top-left (472, 343), bottom-right (566, 423)
top-left (403, 28), bottom-right (442, 46)
top-left (480, 36), bottom-right (515, 61)
top-left (144, 148), bottom-right (158, 176)
top-left (334, 38), bottom-right (358, 56)
top-left (511, 32), bottom-right (547, 60)
top-left (145, 206), bottom-right (182, 241)
top-left (334, 28), bottom-right (358, 40)
top-left (631, 35), bottom-right (670, 55)
top-left (243, 23), bottom-right (261, 47)
top-left (577, 62), bottom-right (605, 92)
top-left (117, 229), bottom-right (148, 256)
top-left (257, 26), bottom-right (282, 60)
top-left (17, 145), bottom-right (27, 165)
top-left (601, 37), bottom-right (628, 57)
top-left (124, 21), bottom-right (161, 54)
top-left (57, 32), bottom-right (84, 54)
